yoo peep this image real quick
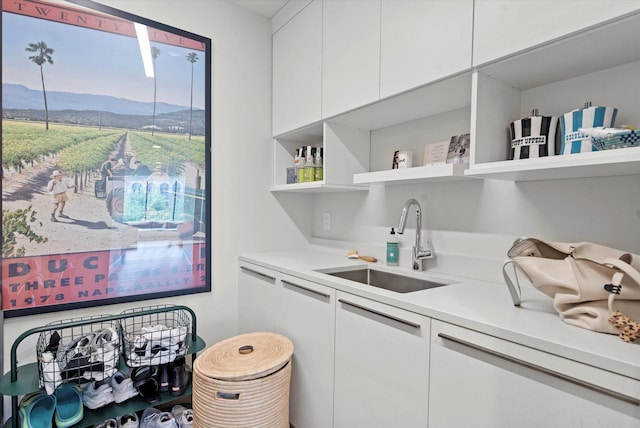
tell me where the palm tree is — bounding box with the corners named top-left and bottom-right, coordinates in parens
top-left (186, 52), bottom-right (199, 140)
top-left (25, 41), bottom-right (54, 130)
top-left (151, 46), bottom-right (160, 136)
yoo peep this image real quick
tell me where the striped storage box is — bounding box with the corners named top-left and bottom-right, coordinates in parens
top-left (509, 110), bottom-right (557, 160)
top-left (560, 103), bottom-right (617, 154)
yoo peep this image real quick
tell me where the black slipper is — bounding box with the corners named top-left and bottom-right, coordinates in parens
top-left (137, 378), bottom-right (161, 404)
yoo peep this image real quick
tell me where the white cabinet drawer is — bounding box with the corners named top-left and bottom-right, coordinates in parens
top-left (430, 320), bottom-right (640, 428)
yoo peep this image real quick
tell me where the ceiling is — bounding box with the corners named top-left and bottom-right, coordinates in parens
top-left (229, 0), bottom-right (289, 18)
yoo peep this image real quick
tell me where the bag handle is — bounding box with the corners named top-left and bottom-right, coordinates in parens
top-left (603, 258), bottom-right (640, 342)
top-left (603, 257), bottom-right (640, 312)
top-left (502, 260), bottom-right (522, 306)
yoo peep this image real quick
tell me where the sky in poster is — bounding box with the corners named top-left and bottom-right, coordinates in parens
top-left (2, 11), bottom-right (206, 109)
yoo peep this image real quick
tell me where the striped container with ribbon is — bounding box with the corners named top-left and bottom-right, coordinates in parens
top-left (509, 109), bottom-right (558, 160)
top-left (560, 102), bottom-right (618, 154)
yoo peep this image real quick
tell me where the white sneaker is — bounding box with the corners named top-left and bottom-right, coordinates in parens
top-left (140, 408), bottom-right (177, 428)
top-left (147, 412), bottom-right (177, 428)
top-left (118, 412), bottom-right (139, 428)
top-left (140, 407), bottom-right (162, 428)
top-left (82, 381), bottom-right (114, 409)
top-left (171, 405), bottom-right (193, 428)
top-left (95, 419), bottom-right (117, 428)
top-left (40, 351), bottom-right (63, 395)
top-left (109, 371), bottom-right (138, 403)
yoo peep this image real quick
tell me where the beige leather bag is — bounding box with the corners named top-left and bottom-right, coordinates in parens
top-left (503, 238), bottom-right (640, 341)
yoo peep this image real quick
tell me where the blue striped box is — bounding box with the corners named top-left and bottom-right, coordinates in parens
top-left (560, 104), bottom-right (617, 154)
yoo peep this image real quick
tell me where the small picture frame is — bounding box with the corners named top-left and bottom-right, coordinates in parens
top-left (422, 140), bottom-right (450, 166)
top-left (446, 133), bottom-right (471, 164)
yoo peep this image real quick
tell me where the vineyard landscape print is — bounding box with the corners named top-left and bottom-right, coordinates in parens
top-left (1, 0), bottom-right (211, 315)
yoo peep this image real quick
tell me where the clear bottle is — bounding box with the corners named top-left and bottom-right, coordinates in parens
top-left (304, 145), bottom-right (315, 182)
top-left (386, 227), bottom-right (399, 266)
top-left (314, 147), bottom-right (323, 181)
top-left (296, 146), bottom-right (307, 183)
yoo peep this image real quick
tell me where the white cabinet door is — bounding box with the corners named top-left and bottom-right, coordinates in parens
top-left (430, 320), bottom-right (640, 428)
top-left (273, 0), bottom-right (322, 136)
top-left (237, 262), bottom-right (279, 334)
top-left (279, 275), bottom-right (335, 428)
top-left (322, 0), bottom-right (381, 118)
top-left (380, 0), bottom-right (473, 98)
top-left (334, 291), bottom-right (430, 428)
top-left (473, 0), bottom-right (640, 66)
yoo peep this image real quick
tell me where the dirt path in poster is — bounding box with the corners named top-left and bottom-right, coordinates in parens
top-left (2, 134), bottom-right (163, 258)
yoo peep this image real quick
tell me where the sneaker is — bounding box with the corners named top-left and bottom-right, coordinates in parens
top-left (18, 391), bottom-right (56, 428)
top-left (40, 351), bottom-right (63, 395)
top-left (54, 384), bottom-right (84, 427)
top-left (109, 371), bottom-right (138, 403)
top-left (171, 405), bottom-right (193, 428)
top-left (51, 215), bottom-right (58, 222)
top-left (95, 419), bottom-right (118, 428)
top-left (140, 407), bottom-right (162, 428)
top-left (118, 412), bottom-right (139, 428)
top-left (58, 213), bottom-right (70, 218)
top-left (148, 412), bottom-right (177, 428)
top-left (82, 380), bottom-right (114, 409)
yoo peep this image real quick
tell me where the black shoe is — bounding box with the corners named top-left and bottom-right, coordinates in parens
top-left (137, 378), bottom-right (160, 404)
top-left (131, 365), bottom-right (159, 389)
top-left (157, 364), bottom-right (170, 393)
top-left (169, 358), bottom-right (191, 397)
top-left (45, 331), bottom-right (61, 353)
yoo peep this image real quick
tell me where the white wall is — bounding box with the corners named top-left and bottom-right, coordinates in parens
top-left (312, 172), bottom-right (640, 281)
top-left (2, 1), bottom-right (307, 415)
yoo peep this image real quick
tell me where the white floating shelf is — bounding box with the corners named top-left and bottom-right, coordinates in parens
top-left (270, 182), bottom-right (368, 193)
top-left (465, 147), bottom-right (640, 181)
top-left (353, 163), bottom-right (470, 185)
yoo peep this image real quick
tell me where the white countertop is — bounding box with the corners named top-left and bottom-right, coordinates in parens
top-left (239, 246), bottom-right (640, 382)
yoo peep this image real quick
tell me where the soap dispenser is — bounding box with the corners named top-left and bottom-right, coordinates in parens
top-left (386, 228), bottom-right (399, 266)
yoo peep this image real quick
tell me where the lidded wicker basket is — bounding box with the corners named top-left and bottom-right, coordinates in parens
top-left (192, 332), bottom-right (294, 428)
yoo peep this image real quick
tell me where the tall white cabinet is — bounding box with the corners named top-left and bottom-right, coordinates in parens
top-left (272, 0), bottom-right (322, 136)
top-left (472, 0), bottom-right (640, 65)
top-left (279, 274), bottom-right (335, 428)
top-left (237, 263), bottom-right (279, 333)
top-left (322, 0), bottom-right (380, 118)
top-left (238, 262), bottom-right (336, 428)
top-left (380, 0), bottom-right (473, 97)
top-left (334, 292), bottom-right (431, 428)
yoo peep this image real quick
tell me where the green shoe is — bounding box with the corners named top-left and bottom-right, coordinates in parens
top-left (18, 391), bottom-right (56, 428)
top-left (54, 385), bottom-right (83, 427)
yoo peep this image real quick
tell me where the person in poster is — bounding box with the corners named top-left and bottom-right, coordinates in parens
top-left (46, 170), bottom-right (75, 222)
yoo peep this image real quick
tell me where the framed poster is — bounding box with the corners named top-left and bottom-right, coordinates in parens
top-left (1, 0), bottom-right (212, 317)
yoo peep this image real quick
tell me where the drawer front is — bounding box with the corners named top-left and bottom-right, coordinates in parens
top-left (430, 320), bottom-right (640, 428)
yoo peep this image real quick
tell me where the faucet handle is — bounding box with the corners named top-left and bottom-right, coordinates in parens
top-left (418, 239), bottom-right (436, 259)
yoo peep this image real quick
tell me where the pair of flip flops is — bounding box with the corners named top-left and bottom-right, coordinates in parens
top-left (19, 385), bottom-right (83, 428)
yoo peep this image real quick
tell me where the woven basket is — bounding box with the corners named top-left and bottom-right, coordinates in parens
top-left (192, 332), bottom-right (294, 428)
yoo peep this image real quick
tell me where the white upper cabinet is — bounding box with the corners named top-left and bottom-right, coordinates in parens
top-left (473, 0), bottom-right (640, 66)
top-left (380, 0), bottom-right (473, 98)
top-left (272, 0), bottom-right (322, 136)
top-left (322, 0), bottom-right (381, 118)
